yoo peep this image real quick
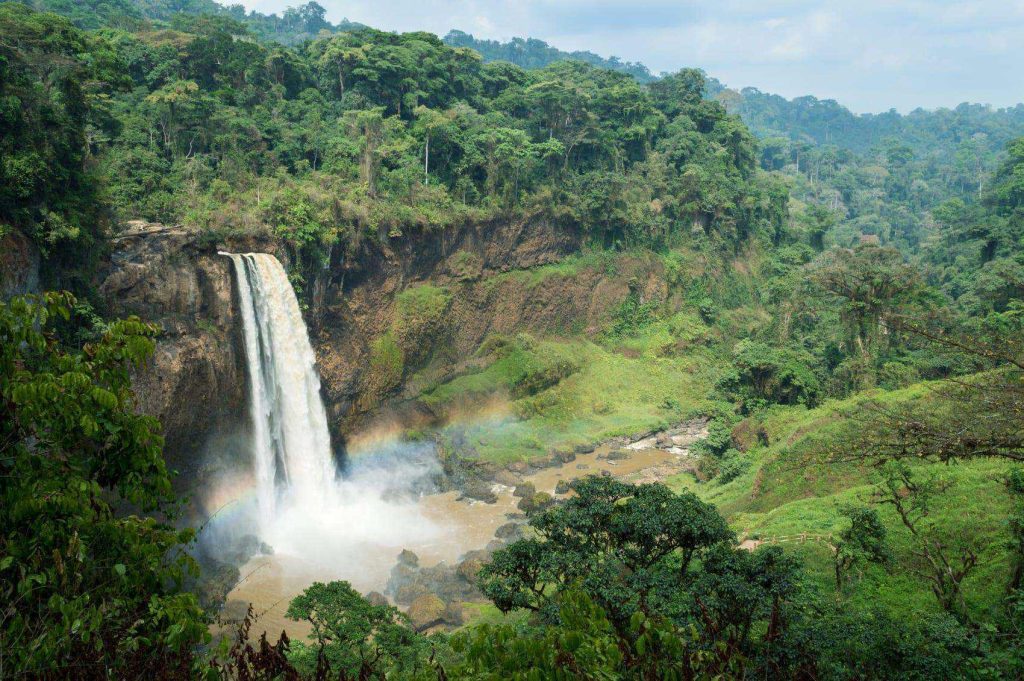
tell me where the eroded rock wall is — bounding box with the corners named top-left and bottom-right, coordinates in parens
top-left (98, 222), bottom-right (250, 475)
top-left (96, 215), bottom-right (663, 469)
top-left (312, 215), bottom-right (588, 435)
top-left (0, 228), bottom-right (40, 299)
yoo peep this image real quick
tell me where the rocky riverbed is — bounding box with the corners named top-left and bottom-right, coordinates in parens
top-left (221, 419), bottom-right (707, 637)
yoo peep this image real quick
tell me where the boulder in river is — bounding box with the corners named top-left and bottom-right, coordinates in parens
top-left (512, 481), bottom-right (536, 498)
top-left (457, 555), bottom-right (486, 583)
top-left (460, 480), bottom-right (498, 503)
top-left (494, 521), bottom-right (526, 541)
top-left (407, 594), bottom-right (446, 631)
top-left (393, 582), bottom-right (430, 605)
top-left (551, 449), bottom-right (576, 464)
top-left (494, 470), bottom-right (521, 487)
top-left (518, 491), bottom-right (553, 514)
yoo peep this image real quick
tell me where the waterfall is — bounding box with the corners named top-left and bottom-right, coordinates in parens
top-left (223, 252), bottom-right (336, 531)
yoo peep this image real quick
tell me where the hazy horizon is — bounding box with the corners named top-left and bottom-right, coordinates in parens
top-left (235, 0), bottom-right (1024, 115)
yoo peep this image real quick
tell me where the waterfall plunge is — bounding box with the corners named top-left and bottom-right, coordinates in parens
top-left (226, 253), bottom-right (337, 530)
top-left (221, 252), bottom-right (443, 579)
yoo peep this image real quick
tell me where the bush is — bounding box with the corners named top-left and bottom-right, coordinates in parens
top-left (720, 339), bottom-right (820, 409)
top-left (362, 332), bottom-right (404, 406)
top-left (0, 293), bottom-right (208, 677)
top-left (608, 291), bottom-right (659, 337)
top-left (879, 360), bottom-right (921, 390)
top-left (717, 449), bottom-right (750, 483)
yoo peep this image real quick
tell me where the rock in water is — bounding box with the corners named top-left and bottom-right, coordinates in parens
top-left (407, 594), bottom-right (446, 631)
top-left (518, 491), bottom-right (553, 514)
top-left (513, 481), bottom-right (536, 498)
top-left (494, 470), bottom-right (521, 487)
top-left (460, 480), bottom-right (498, 503)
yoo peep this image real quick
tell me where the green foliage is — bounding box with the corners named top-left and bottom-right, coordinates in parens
top-left (362, 332), bottom-right (404, 407)
top-left (475, 477), bottom-right (829, 677)
top-left (872, 461), bottom-right (980, 620)
top-left (443, 30), bottom-right (655, 83)
top-left (8, 2), bottom-right (1024, 678)
top-left (268, 185), bottom-right (340, 270)
top-left (716, 448), bottom-right (750, 483)
top-left (607, 291), bottom-right (659, 337)
top-left (721, 338), bottom-right (820, 410)
top-left (450, 590), bottom-right (625, 679)
top-left (394, 285), bottom-right (451, 340)
top-left (1008, 469), bottom-right (1024, 592)
top-left (730, 89), bottom-right (1024, 159)
top-left (449, 589), bottom-right (729, 680)
top-left (478, 477), bottom-right (734, 626)
top-left (0, 3), bottom-right (124, 287)
top-left (285, 581), bottom-right (432, 679)
top-left (833, 506), bottom-right (890, 589)
top-left (3, 1), bottom-right (785, 281)
top-left (0, 293), bottom-right (207, 677)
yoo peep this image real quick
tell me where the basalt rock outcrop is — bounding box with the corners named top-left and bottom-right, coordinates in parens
top-left (311, 216), bottom-right (675, 439)
top-left (96, 222), bottom-right (263, 476)
top-left (311, 214), bottom-right (587, 436)
top-left (95, 214), bottom-right (673, 473)
top-left (0, 228), bottom-right (40, 299)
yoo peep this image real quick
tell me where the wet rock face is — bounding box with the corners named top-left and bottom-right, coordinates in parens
top-left (97, 222), bottom-right (249, 476)
top-left (312, 215), bottom-right (586, 437)
top-left (0, 229), bottom-right (39, 299)
top-left (93, 215), bottom-right (589, 479)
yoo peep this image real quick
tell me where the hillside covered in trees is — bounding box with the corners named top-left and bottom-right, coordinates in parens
top-left (1, 0), bottom-right (1024, 678)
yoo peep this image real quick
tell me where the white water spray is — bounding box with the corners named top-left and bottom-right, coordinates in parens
top-left (225, 253), bottom-right (337, 531)
top-left (221, 252), bottom-right (443, 579)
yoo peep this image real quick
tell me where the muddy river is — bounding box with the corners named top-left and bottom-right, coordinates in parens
top-left (224, 440), bottom-right (695, 638)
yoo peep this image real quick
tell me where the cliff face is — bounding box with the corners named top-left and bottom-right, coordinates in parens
top-left (98, 223), bottom-right (251, 474)
top-left (96, 215), bottom-right (641, 467)
top-left (0, 229), bottom-right (40, 299)
top-left (311, 216), bottom-right (586, 436)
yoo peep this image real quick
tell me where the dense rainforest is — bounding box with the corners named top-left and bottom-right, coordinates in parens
top-left (1, 0), bottom-right (1023, 678)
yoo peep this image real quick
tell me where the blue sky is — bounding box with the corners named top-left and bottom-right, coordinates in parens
top-left (237, 0), bottom-right (1024, 114)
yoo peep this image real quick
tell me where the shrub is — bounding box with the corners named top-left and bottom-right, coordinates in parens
top-left (717, 449), bottom-right (750, 483)
top-left (0, 293), bottom-right (208, 677)
top-left (720, 339), bottom-right (820, 409)
top-left (608, 291), bottom-right (660, 337)
top-left (879, 360), bottom-right (921, 390)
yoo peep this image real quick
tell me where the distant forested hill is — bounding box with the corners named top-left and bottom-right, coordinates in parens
top-left (442, 29), bottom-right (655, 83)
top-left (723, 87), bottom-right (1024, 155)
top-left (727, 89), bottom-right (1024, 258)
top-left (439, 30), bottom-right (1024, 158)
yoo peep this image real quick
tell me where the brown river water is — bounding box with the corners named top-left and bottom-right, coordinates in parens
top-left (224, 442), bottom-right (691, 639)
